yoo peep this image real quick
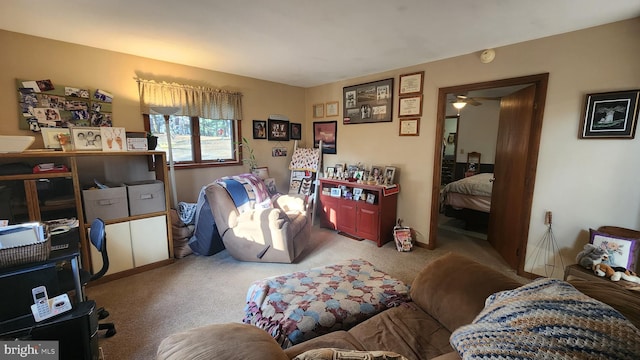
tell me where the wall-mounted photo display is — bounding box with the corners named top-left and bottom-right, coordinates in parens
top-left (313, 121), bottom-right (337, 154)
top-left (272, 147), bottom-right (287, 157)
top-left (343, 78), bottom-right (393, 124)
top-left (398, 71), bottom-right (425, 95)
top-left (290, 122), bottom-right (302, 140)
top-left (268, 118), bottom-right (290, 141)
top-left (579, 89), bottom-right (639, 139)
top-left (253, 120), bottom-right (267, 139)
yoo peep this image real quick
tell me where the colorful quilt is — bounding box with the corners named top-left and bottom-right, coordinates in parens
top-left (451, 278), bottom-right (640, 360)
top-left (216, 173), bottom-right (272, 211)
top-left (243, 259), bottom-right (410, 348)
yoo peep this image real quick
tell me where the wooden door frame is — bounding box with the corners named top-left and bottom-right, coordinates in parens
top-left (428, 73), bottom-right (549, 276)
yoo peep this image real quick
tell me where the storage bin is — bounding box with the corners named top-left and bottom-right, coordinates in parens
top-left (82, 186), bottom-right (129, 221)
top-left (125, 180), bottom-right (165, 216)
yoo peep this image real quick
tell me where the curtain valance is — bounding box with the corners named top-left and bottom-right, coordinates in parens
top-left (137, 79), bottom-right (242, 120)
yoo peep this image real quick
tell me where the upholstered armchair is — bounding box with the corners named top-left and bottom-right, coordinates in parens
top-left (204, 176), bottom-right (310, 263)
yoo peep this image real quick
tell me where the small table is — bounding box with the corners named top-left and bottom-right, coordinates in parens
top-left (243, 259), bottom-right (410, 348)
top-left (564, 264), bottom-right (640, 292)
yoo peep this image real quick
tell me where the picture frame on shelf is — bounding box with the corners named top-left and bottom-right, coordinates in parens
top-left (326, 167), bottom-right (335, 178)
top-left (370, 165), bottom-right (383, 183)
top-left (399, 71), bottom-right (424, 95)
top-left (41, 127), bottom-right (70, 149)
top-left (366, 193), bottom-right (376, 204)
top-left (253, 120), bottom-right (267, 139)
top-left (313, 103), bottom-right (325, 118)
top-left (330, 188), bottom-right (342, 198)
top-left (290, 122), bottom-right (302, 140)
top-left (399, 118), bottom-right (420, 136)
top-left (252, 166), bottom-right (270, 180)
top-left (268, 118), bottom-right (290, 141)
top-left (353, 188), bottom-right (363, 200)
top-left (313, 120), bottom-right (337, 154)
top-left (100, 126), bottom-right (126, 151)
top-left (398, 95), bottom-right (423, 117)
top-left (70, 126), bottom-right (102, 151)
top-left (334, 163), bottom-right (344, 178)
top-left (579, 89), bottom-right (639, 139)
top-left (326, 101), bottom-right (339, 117)
top-left (343, 78), bottom-right (393, 124)
top-left (383, 166), bottom-right (396, 185)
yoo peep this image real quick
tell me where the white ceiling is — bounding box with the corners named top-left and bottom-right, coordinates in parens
top-left (2, 1), bottom-right (639, 88)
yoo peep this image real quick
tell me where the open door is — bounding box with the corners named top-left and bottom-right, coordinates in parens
top-left (488, 85), bottom-right (536, 269)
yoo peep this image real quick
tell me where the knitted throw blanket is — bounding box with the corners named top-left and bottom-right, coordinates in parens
top-left (451, 278), bottom-right (640, 360)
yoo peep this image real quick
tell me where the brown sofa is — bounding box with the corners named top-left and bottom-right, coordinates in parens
top-left (156, 252), bottom-right (640, 360)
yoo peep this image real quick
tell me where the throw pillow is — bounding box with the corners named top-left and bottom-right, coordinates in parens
top-left (451, 278), bottom-right (640, 360)
top-left (293, 348), bottom-right (408, 360)
top-left (589, 228), bottom-right (639, 272)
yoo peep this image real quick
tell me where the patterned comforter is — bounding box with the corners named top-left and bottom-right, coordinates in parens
top-left (451, 278), bottom-right (640, 360)
top-left (243, 259), bottom-right (410, 348)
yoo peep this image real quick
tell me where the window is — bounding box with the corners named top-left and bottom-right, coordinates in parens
top-left (145, 114), bottom-right (240, 168)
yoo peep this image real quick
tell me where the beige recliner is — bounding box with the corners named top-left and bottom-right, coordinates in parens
top-left (204, 181), bottom-right (310, 263)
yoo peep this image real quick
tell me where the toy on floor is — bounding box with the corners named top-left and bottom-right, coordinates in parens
top-left (576, 243), bottom-right (640, 283)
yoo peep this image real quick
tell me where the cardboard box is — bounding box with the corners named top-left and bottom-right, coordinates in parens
top-left (82, 187), bottom-right (129, 221)
top-left (125, 180), bottom-right (165, 216)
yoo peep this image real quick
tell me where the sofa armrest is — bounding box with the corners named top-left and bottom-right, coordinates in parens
top-left (409, 252), bottom-right (524, 332)
top-left (274, 194), bottom-right (307, 214)
top-left (157, 323), bottom-right (289, 360)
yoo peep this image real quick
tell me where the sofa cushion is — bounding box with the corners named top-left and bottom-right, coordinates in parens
top-left (348, 303), bottom-right (453, 360)
top-left (293, 348), bottom-right (408, 360)
top-left (451, 278), bottom-right (640, 359)
top-left (284, 331), bottom-right (365, 359)
top-left (409, 252), bottom-right (524, 332)
top-left (156, 323), bottom-right (288, 360)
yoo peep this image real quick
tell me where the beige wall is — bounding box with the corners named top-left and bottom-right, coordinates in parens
top-left (0, 30), bottom-right (306, 202)
top-left (305, 18), bottom-right (640, 277)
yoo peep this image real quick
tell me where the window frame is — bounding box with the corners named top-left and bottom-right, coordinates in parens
top-left (143, 114), bottom-right (242, 170)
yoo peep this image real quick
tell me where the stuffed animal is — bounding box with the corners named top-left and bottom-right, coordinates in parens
top-left (575, 243), bottom-right (640, 283)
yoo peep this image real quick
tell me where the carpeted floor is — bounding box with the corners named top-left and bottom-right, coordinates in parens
top-left (87, 225), bottom-right (520, 359)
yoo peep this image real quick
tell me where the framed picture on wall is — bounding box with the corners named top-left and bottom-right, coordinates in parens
top-left (313, 120), bottom-right (337, 154)
top-left (253, 120), bottom-right (267, 139)
top-left (579, 89), bottom-right (639, 139)
top-left (268, 119), bottom-right (290, 141)
top-left (343, 78), bottom-right (393, 124)
top-left (326, 101), bottom-right (339, 117)
top-left (399, 71), bottom-right (424, 95)
top-left (290, 122), bottom-right (302, 140)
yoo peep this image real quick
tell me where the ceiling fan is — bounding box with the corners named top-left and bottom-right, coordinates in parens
top-left (451, 94), bottom-right (501, 107)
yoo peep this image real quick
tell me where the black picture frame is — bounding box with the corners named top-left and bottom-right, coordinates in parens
top-left (253, 120), bottom-right (266, 139)
top-left (267, 119), bottom-right (290, 141)
top-left (313, 120), bottom-right (337, 154)
top-left (290, 122), bottom-right (302, 140)
top-left (579, 89), bottom-right (639, 139)
top-left (343, 78), bottom-right (393, 124)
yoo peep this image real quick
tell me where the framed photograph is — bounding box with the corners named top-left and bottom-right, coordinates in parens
top-left (253, 120), bottom-right (267, 139)
top-left (398, 95), bottom-right (423, 117)
top-left (252, 166), bottom-right (270, 180)
top-left (326, 101), bottom-right (339, 117)
top-left (41, 127), bottom-right (70, 149)
top-left (264, 178), bottom-right (277, 195)
top-left (100, 127), bottom-right (126, 151)
top-left (370, 166), bottom-right (383, 183)
top-left (343, 78), bottom-right (393, 124)
top-left (268, 119), bottom-right (290, 141)
top-left (399, 71), bottom-right (424, 95)
top-left (313, 120), bottom-right (337, 154)
top-left (70, 127), bottom-right (102, 151)
top-left (325, 167), bottom-right (335, 178)
top-left (330, 188), bottom-right (342, 198)
top-left (313, 103), bottom-right (325, 118)
top-left (399, 118), bottom-right (420, 136)
top-left (383, 166), bottom-right (396, 185)
top-left (366, 193), bottom-right (376, 204)
top-left (272, 147), bottom-right (287, 157)
top-left (353, 188), bottom-right (363, 200)
top-left (290, 122), bottom-right (302, 140)
top-left (579, 89), bottom-right (639, 139)
top-left (590, 229), bottom-right (638, 271)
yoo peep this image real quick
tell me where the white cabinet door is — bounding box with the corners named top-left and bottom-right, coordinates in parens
top-left (90, 222), bottom-right (134, 275)
top-left (130, 216), bottom-right (168, 267)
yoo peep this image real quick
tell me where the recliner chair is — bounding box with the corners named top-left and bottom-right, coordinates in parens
top-left (58, 218), bottom-right (116, 337)
top-left (205, 177), bottom-right (311, 263)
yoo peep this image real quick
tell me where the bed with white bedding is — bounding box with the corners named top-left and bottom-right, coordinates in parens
top-left (441, 172), bottom-right (493, 213)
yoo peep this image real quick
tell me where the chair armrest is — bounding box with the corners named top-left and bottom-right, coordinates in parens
top-left (274, 194), bottom-right (307, 214)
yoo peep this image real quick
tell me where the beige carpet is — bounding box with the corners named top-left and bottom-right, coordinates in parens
top-left (87, 225), bottom-right (520, 359)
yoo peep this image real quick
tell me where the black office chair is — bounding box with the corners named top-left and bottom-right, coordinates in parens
top-left (59, 218), bottom-right (116, 337)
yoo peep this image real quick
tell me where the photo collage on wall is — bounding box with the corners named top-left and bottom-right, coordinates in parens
top-left (17, 78), bottom-right (113, 131)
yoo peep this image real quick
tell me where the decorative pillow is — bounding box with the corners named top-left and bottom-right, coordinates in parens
top-left (293, 348), bottom-right (408, 360)
top-left (451, 278), bottom-right (640, 360)
top-left (589, 228), bottom-right (639, 272)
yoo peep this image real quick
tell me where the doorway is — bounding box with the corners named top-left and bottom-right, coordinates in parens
top-left (428, 73), bottom-right (549, 276)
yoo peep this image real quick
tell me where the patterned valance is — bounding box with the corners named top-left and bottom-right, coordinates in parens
top-left (136, 78), bottom-right (242, 120)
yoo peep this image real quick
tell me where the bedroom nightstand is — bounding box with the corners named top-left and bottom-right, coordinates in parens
top-left (564, 264), bottom-right (640, 292)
